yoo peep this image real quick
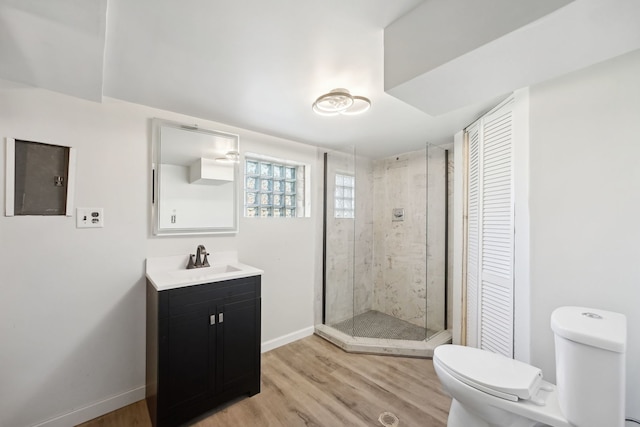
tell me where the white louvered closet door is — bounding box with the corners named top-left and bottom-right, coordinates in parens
top-left (465, 122), bottom-right (480, 348)
top-left (466, 98), bottom-right (515, 358)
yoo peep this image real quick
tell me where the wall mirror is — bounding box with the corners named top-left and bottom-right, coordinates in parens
top-left (151, 119), bottom-right (239, 235)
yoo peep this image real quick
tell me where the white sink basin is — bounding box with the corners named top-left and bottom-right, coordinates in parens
top-left (168, 264), bottom-right (241, 278)
top-left (146, 252), bottom-right (263, 291)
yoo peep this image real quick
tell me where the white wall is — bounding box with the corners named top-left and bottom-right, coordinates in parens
top-left (0, 81), bottom-right (319, 427)
top-left (528, 50), bottom-right (640, 419)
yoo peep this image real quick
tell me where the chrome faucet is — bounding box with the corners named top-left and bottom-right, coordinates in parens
top-left (187, 245), bottom-right (210, 269)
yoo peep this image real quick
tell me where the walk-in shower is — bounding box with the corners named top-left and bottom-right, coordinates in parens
top-left (316, 144), bottom-right (452, 357)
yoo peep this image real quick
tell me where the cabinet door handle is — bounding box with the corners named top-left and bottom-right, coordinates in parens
top-left (210, 314), bottom-right (216, 325)
top-left (219, 313), bottom-right (224, 323)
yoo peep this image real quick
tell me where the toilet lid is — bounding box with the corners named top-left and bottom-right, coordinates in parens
top-left (434, 345), bottom-right (543, 402)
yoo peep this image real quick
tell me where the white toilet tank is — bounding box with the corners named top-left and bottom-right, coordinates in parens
top-left (551, 306), bottom-right (627, 427)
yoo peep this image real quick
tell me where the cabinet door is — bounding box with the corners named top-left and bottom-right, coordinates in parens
top-left (165, 302), bottom-right (216, 411)
top-left (217, 298), bottom-right (261, 394)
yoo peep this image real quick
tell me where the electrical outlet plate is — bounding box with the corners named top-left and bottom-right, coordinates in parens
top-left (76, 208), bottom-right (104, 228)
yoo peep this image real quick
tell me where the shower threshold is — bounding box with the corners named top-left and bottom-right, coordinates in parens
top-left (330, 310), bottom-right (436, 341)
top-left (315, 319), bottom-right (452, 358)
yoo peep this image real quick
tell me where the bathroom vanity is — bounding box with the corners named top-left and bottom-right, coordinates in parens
top-left (145, 254), bottom-right (263, 427)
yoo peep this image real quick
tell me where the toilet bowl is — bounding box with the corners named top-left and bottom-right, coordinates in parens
top-left (433, 306), bottom-right (626, 427)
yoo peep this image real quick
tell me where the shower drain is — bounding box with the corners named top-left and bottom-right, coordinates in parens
top-left (378, 411), bottom-right (399, 427)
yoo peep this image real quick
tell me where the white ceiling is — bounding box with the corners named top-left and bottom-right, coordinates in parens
top-left (1, 0), bottom-right (639, 158)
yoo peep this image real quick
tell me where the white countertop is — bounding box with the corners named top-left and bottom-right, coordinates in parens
top-left (146, 251), bottom-right (263, 291)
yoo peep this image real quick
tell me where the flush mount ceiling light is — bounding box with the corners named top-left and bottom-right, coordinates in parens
top-left (312, 88), bottom-right (371, 116)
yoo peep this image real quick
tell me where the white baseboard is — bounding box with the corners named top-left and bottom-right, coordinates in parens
top-left (261, 326), bottom-right (314, 353)
top-left (32, 386), bottom-right (146, 427)
top-left (31, 329), bottom-right (312, 427)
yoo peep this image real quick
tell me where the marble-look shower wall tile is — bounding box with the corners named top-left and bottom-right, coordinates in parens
top-left (353, 155), bottom-right (374, 315)
top-left (371, 147), bottom-right (447, 332)
top-left (372, 151), bottom-right (427, 328)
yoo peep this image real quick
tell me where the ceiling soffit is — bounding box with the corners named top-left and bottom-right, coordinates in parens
top-left (384, 0), bottom-right (640, 116)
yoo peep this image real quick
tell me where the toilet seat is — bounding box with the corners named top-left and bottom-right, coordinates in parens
top-left (434, 345), bottom-right (544, 403)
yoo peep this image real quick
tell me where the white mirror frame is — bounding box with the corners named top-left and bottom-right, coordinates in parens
top-left (151, 118), bottom-right (240, 236)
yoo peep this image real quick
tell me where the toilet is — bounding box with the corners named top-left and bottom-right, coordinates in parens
top-left (433, 306), bottom-right (627, 427)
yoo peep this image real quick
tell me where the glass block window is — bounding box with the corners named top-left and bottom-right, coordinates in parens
top-left (245, 157), bottom-right (304, 218)
top-left (335, 173), bottom-right (354, 218)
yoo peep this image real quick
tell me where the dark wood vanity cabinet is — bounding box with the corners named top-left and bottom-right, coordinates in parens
top-left (146, 275), bottom-right (261, 427)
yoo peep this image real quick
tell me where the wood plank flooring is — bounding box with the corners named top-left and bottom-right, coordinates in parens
top-left (78, 335), bottom-right (451, 427)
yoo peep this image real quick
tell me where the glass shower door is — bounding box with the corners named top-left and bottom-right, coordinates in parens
top-left (323, 148), bottom-right (356, 336)
top-left (425, 144), bottom-right (448, 340)
top-left (323, 144), bottom-right (449, 344)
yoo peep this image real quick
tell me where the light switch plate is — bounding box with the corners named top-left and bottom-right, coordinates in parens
top-left (76, 208), bottom-right (104, 228)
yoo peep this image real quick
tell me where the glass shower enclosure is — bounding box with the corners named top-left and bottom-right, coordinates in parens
top-left (318, 144), bottom-right (451, 356)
